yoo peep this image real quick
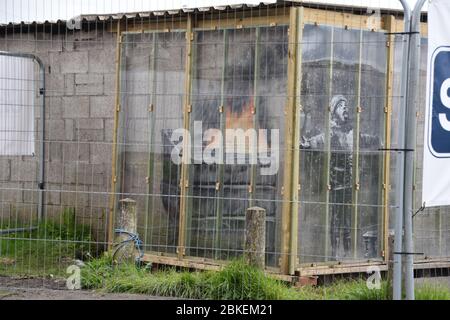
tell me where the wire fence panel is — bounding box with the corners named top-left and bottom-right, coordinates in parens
top-left (0, 0), bottom-right (449, 298)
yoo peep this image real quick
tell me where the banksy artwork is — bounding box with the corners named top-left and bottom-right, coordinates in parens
top-left (298, 26), bottom-right (387, 262)
top-left (301, 95), bottom-right (380, 259)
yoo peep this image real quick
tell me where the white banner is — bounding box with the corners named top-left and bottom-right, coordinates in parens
top-left (0, 55), bottom-right (35, 156)
top-left (423, 0), bottom-right (450, 207)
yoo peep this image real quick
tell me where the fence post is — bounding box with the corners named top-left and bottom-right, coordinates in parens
top-left (245, 207), bottom-right (266, 269)
top-left (117, 198), bottom-right (137, 238)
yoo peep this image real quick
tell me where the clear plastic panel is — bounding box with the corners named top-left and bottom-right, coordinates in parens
top-left (299, 26), bottom-right (387, 263)
top-left (188, 30), bottom-right (224, 258)
top-left (358, 30), bottom-right (387, 261)
top-left (299, 24), bottom-right (333, 263)
top-left (120, 32), bottom-right (185, 254)
top-left (254, 25), bottom-right (288, 267)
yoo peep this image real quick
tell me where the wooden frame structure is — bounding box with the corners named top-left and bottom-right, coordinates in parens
top-left (108, 4), bottom-right (433, 277)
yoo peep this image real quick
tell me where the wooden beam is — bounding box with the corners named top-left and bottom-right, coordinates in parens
top-left (107, 22), bottom-right (122, 249)
top-left (249, 27), bottom-right (261, 206)
top-left (280, 7), bottom-right (299, 275)
top-left (290, 6), bottom-right (304, 274)
top-left (141, 253), bottom-right (299, 282)
top-left (298, 263), bottom-right (388, 276)
top-left (393, 18), bottom-right (428, 37)
top-left (323, 27), bottom-right (335, 262)
top-left (214, 29), bottom-right (229, 260)
top-left (177, 15), bottom-right (194, 259)
top-left (382, 15), bottom-right (396, 264)
top-left (351, 29), bottom-right (363, 260)
top-left (109, 6), bottom-right (391, 34)
top-left (144, 33), bottom-right (158, 248)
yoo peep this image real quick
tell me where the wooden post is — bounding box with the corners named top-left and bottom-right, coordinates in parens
top-left (290, 6), bottom-right (304, 274)
top-left (178, 14), bottom-right (194, 259)
top-left (214, 29), bottom-right (229, 260)
top-left (245, 207), bottom-right (266, 269)
top-left (117, 198), bottom-right (138, 257)
top-left (382, 15), bottom-right (396, 264)
top-left (144, 33), bottom-right (158, 247)
top-left (280, 6), bottom-right (299, 275)
top-left (323, 27), bottom-right (335, 262)
top-left (249, 27), bottom-right (261, 207)
top-left (118, 198), bottom-right (137, 234)
top-left (107, 21), bottom-right (123, 250)
top-left (351, 29), bottom-right (363, 259)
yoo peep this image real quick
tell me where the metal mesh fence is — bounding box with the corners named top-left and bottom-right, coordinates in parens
top-left (0, 0), bottom-right (448, 299)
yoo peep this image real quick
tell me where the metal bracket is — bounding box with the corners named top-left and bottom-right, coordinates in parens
top-left (384, 31), bottom-right (420, 35)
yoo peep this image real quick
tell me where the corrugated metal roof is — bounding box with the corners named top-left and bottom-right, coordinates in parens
top-left (0, 0), bottom-right (422, 28)
top-left (0, 1), bottom-right (278, 27)
top-left (78, 3), bottom-right (264, 20)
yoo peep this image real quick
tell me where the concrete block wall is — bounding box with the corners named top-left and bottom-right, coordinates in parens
top-left (0, 26), bottom-right (117, 240)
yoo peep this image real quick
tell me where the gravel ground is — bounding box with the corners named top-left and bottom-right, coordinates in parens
top-left (0, 276), bottom-right (173, 300)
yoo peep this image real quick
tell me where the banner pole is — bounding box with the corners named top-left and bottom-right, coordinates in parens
top-left (395, 0), bottom-right (411, 301)
top-left (403, 0), bottom-right (427, 300)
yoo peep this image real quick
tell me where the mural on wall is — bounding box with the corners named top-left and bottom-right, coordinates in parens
top-left (301, 94), bottom-right (379, 259)
top-left (120, 24), bottom-right (390, 265)
top-left (299, 25), bottom-right (387, 262)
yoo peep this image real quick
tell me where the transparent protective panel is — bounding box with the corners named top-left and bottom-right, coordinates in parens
top-left (120, 31), bottom-right (185, 254)
top-left (329, 27), bottom-right (360, 261)
top-left (188, 29), bottom-right (225, 259)
top-left (254, 25), bottom-right (288, 267)
top-left (358, 30), bottom-right (386, 261)
top-left (185, 25), bottom-right (287, 267)
top-left (299, 24), bottom-right (333, 263)
top-left (299, 26), bottom-right (387, 263)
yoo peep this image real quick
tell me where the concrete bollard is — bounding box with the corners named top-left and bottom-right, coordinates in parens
top-left (245, 207), bottom-right (266, 269)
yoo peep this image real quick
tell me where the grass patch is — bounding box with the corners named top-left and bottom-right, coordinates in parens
top-left (82, 257), bottom-right (305, 300)
top-left (81, 257), bottom-right (450, 300)
top-left (415, 283), bottom-right (450, 300)
top-left (0, 209), bottom-right (94, 277)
